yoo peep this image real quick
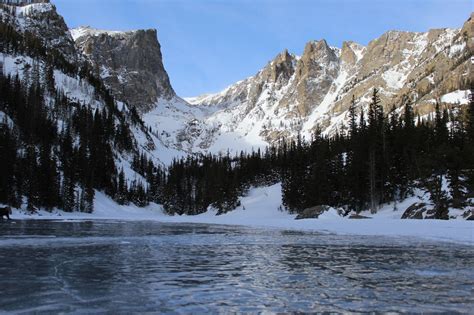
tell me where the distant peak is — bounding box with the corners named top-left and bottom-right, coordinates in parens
top-left (300, 39), bottom-right (339, 64)
top-left (273, 48), bottom-right (294, 63)
top-left (261, 48), bottom-right (296, 83)
top-left (340, 40), bottom-right (365, 64)
top-left (303, 39), bottom-right (330, 54)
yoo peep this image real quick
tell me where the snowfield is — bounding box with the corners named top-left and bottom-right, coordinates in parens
top-left (11, 184), bottom-right (473, 246)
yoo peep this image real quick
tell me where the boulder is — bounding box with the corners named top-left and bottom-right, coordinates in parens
top-left (296, 205), bottom-right (330, 219)
top-left (402, 202), bottom-right (426, 219)
top-left (462, 209), bottom-right (474, 220)
top-left (401, 202), bottom-right (438, 219)
top-left (295, 205), bottom-right (344, 220)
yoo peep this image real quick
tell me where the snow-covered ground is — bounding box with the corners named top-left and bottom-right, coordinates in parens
top-left (11, 184), bottom-right (473, 246)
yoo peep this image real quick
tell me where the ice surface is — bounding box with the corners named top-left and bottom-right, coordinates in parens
top-left (1, 220), bottom-right (472, 313)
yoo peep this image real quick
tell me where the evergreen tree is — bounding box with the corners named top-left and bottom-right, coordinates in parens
top-left (367, 88), bottom-right (384, 213)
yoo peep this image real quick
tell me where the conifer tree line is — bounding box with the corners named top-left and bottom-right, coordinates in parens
top-left (160, 88), bottom-right (474, 219)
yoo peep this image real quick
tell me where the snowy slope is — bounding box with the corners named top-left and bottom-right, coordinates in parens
top-left (62, 10), bottom-right (473, 157)
top-left (4, 2), bottom-right (470, 159)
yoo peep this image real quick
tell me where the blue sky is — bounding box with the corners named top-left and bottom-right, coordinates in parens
top-left (54, 0), bottom-right (471, 97)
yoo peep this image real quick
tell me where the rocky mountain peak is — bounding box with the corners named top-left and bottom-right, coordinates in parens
top-left (261, 49), bottom-right (296, 84)
top-left (292, 39), bottom-right (340, 116)
top-left (340, 41), bottom-right (365, 66)
top-left (72, 26), bottom-right (175, 113)
top-left (301, 39), bottom-right (338, 64)
top-left (296, 39), bottom-right (339, 79)
top-left (186, 16), bottom-right (471, 153)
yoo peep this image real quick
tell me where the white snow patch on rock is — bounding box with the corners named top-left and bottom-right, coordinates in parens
top-left (70, 26), bottom-right (135, 41)
top-left (382, 69), bottom-right (408, 89)
top-left (440, 90), bottom-right (470, 105)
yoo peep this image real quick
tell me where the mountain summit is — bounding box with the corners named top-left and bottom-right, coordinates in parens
top-left (71, 26), bottom-right (176, 113)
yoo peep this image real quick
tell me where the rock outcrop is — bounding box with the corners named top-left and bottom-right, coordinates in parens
top-left (463, 208), bottom-right (474, 220)
top-left (71, 26), bottom-right (175, 112)
top-left (295, 205), bottom-right (345, 219)
top-left (401, 203), bottom-right (429, 219)
top-left (401, 203), bottom-right (440, 219)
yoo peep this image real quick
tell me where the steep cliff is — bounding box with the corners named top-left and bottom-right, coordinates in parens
top-left (71, 26), bottom-right (175, 113)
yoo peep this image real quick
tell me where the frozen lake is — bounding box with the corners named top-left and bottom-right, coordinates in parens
top-left (0, 220), bottom-right (473, 313)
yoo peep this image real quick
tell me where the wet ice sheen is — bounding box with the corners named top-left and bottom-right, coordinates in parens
top-left (0, 220), bottom-right (472, 313)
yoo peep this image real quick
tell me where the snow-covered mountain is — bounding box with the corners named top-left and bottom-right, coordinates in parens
top-left (0, 0), bottom-right (77, 61)
top-left (1, 1), bottom-right (473, 221)
top-left (3, 0), bottom-right (472, 159)
top-left (185, 16), bottom-right (472, 152)
top-left (69, 26), bottom-right (217, 155)
top-left (67, 10), bottom-right (472, 156)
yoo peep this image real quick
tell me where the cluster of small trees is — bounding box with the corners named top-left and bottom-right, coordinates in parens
top-left (160, 151), bottom-right (278, 215)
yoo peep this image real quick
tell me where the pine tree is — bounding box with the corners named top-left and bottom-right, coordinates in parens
top-left (25, 145), bottom-right (39, 212)
top-left (367, 88), bottom-right (384, 213)
top-left (465, 88), bottom-right (474, 197)
top-left (38, 142), bottom-right (59, 210)
top-left (0, 121), bottom-right (18, 205)
top-left (116, 168), bottom-right (128, 205)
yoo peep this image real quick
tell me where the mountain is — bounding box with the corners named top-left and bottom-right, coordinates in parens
top-left (185, 16), bottom-right (472, 152)
top-left (71, 26), bottom-right (175, 113)
top-left (0, 0), bottom-right (77, 61)
top-left (39, 3), bottom-right (471, 156)
top-left (69, 25), bottom-right (216, 155)
top-left (0, 1), bottom-right (175, 211)
top-left (1, 0), bottom-right (472, 217)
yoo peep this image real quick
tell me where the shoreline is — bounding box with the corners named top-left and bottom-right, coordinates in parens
top-left (8, 209), bottom-right (473, 247)
top-left (4, 184), bottom-right (473, 246)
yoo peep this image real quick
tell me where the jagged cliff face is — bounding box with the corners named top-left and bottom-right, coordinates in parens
top-left (71, 26), bottom-right (175, 113)
top-left (187, 15), bottom-right (472, 149)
